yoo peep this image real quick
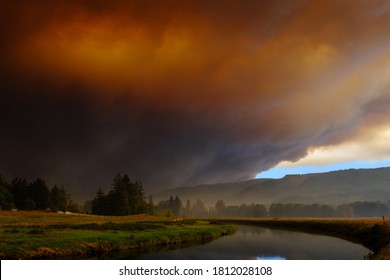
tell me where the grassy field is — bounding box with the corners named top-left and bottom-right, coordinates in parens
top-left (1, 212), bottom-right (389, 260)
top-left (0, 211), bottom-right (235, 259)
top-left (210, 217), bottom-right (390, 260)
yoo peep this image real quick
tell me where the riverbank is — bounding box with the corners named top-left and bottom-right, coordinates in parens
top-left (209, 218), bottom-right (390, 260)
top-left (0, 211), bottom-right (235, 259)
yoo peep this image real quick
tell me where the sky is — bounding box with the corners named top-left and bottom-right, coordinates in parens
top-left (1, 0), bottom-right (390, 201)
top-left (257, 126), bottom-right (390, 178)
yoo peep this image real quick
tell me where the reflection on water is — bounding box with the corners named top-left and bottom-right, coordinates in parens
top-left (257, 256), bottom-right (286, 260)
top-left (137, 225), bottom-right (371, 260)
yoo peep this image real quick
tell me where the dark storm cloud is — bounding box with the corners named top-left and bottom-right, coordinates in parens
top-left (1, 0), bottom-right (390, 200)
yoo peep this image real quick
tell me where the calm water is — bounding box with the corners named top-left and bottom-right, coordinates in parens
top-left (136, 225), bottom-right (371, 260)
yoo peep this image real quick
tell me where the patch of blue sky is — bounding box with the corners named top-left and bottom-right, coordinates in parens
top-left (256, 160), bottom-right (390, 179)
top-left (256, 255), bottom-right (286, 260)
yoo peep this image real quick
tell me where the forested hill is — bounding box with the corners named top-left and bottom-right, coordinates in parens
top-left (153, 167), bottom-right (390, 206)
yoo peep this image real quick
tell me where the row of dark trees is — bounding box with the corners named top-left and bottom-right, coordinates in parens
top-left (268, 201), bottom-right (390, 217)
top-left (158, 195), bottom-right (183, 216)
top-left (3, 172), bottom-right (390, 218)
top-left (0, 175), bottom-right (76, 212)
top-left (156, 196), bottom-right (268, 218)
top-left (269, 203), bottom-right (336, 217)
top-left (90, 174), bottom-right (212, 217)
top-left (153, 197), bottom-right (390, 218)
top-left (213, 200), bottom-right (268, 217)
top-left (91, 173), bottom-right (153, 216)
top-left (157, 196), bottom-right (209, 217)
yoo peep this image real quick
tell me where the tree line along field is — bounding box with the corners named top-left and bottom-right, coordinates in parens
top-left (2, 173), bottom-right (390, 218)
top-left (0, 175), bottom-right (78, 212)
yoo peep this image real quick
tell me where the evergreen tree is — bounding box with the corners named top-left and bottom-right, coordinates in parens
top-left (11, 178), bottom-right (28, 210)
top-left (215, 200), bottom-right (226, 217)
top-left (59, 185), bottom-right (71, 212)
top-left (50, 185), bottom-right (62, 211)
top-left (128, 179), bottom-right (145, 214)
top-left (0, 186), bottom-right (14, 210)
top-left (0, 175), bottom-right (14, 210)
top-left (172, 196), bottom-right (182, 216)
top-left (146, 195), bottom-right (155, 215)
top-left (91, 173), bottom-right (147, 216)
top-left (112, 174), bottom-right (129, 215)
top-left (29, 178), bottom-right (50, 210)
top-left (183, 199), bottom-right (192, 217)
top-left (92, 188), bottom-right (106, 215)
top-left (192, 199), bottom-right (207, 216)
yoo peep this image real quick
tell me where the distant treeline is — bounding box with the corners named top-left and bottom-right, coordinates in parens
top-left (268, 201), bottom-right (390, 217)
top-left (157, 198), bottom-right (268, 218)
top-left (0, 175), bottom-right (78, 212)
top-left (88, 176), bottom-right (390, 217)
top-left (154, 197), bottom-right (390, 218)
top-left (3, 172), bottom-right (390, 218)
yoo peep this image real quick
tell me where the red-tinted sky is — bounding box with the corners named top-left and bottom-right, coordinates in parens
top-left (1, 0), bottom-right (390, 201)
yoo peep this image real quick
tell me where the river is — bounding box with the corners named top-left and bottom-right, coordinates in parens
top-left (135, 225), bottom-right (371, 260)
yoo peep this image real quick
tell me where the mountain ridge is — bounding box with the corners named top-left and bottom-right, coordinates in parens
top-left (153, 167), bottom-right (390, 206)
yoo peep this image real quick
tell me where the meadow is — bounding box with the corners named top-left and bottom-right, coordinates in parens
top-left (1, 211), bottom-right (389, 259)
top-left (0, 211), bottom-right (235, 259)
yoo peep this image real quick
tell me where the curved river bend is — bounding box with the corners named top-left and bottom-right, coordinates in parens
top-left (136, 225), bottom-right (371, 260)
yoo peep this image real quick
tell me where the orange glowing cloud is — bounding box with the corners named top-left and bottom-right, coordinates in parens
top-left (8, 0), bottom-right (349, 105)
top-left (2, 0), bottom-right (390, 196)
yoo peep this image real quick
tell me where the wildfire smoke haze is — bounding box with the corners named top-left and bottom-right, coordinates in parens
top-left (2, 0), bottom-right (390, 200)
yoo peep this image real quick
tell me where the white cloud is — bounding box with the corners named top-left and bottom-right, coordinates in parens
top-left (277, 125), bottom-right (390, 168)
